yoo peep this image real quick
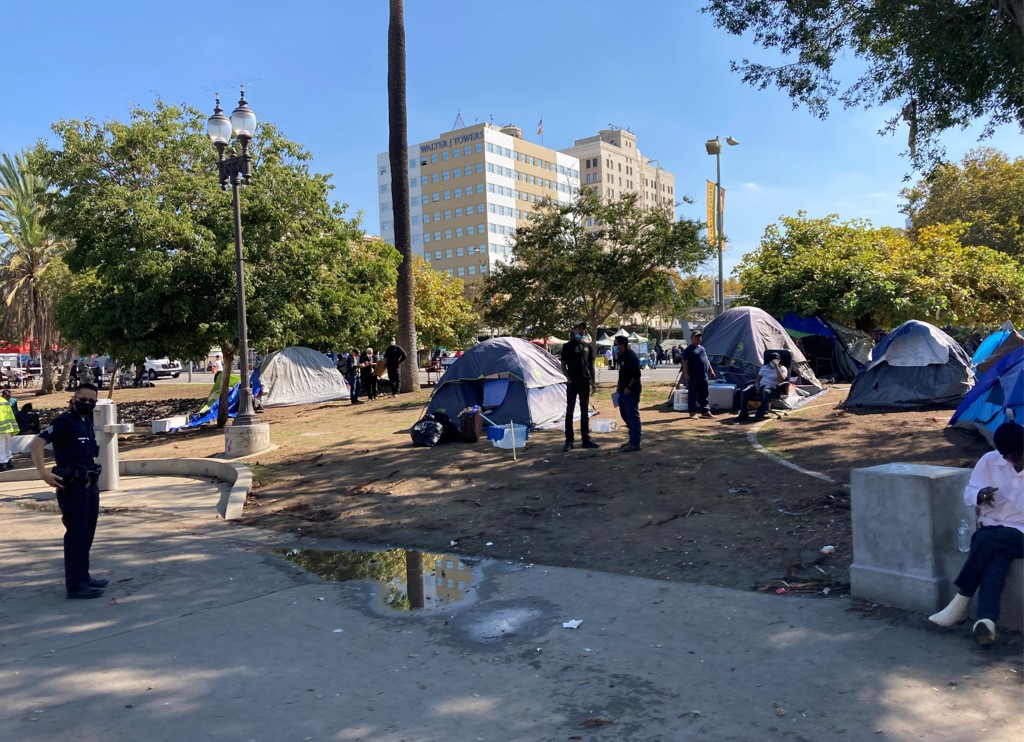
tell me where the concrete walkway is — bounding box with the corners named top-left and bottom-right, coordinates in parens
top-left (1, 476), bottom-right (1021, 741)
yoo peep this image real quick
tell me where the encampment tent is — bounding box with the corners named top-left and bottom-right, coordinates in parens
top-left (972, 322), bottom-right (1023, 374)
top-left (426, 337), bottom-right (588, 429)
top-left (845, 320), bottom-right (973, 408)
top-left (700, 307), bottom-right (826, 409)
top-left (950, 347), bottom-right (1022, 445)
top-left (255, 346), bottom-right (349, 407)
top-left (781, 313), bottom-right (872, 381)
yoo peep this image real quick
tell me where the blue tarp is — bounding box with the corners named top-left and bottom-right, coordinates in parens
top-left (186, 371), bottom-right (262, 427)
top-left (950, 347), bottom-right (1023, 445)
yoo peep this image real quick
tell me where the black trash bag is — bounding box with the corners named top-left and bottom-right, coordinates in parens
top-left (431, 411), bottom-right (463, 443)
top-left (411, 418), bottom-right (444, 447)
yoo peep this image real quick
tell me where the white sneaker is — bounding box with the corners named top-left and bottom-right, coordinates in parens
top-left (972, 619), bottom-right (996, 645)
top-left (928, 593), bottom-right (970, 627)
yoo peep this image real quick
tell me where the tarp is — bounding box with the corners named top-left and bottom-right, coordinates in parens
top-left (426, 336), bottom-right (590, 429)
top-left (700, 307), bottom-right (826, 409)
top-left (845, 320), bottom-right (974, 408)
top-left (187, 373), bottom-right (255, 427)
top-left (257, 346), bottom-right (349, 407)
top-left (950, 347), bottom-right (1023, 446)
top-left (781, 313), bottom-right (872, 381)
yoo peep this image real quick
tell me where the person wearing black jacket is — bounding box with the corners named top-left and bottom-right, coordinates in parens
top-left (30, 383), bottom-right (107, 599)
top-left (559, 321), bottom-right (599, 452)
top-left (614, 336), bottom-right (643, 451)
top-left (383, 339), bottom-right (408, 397)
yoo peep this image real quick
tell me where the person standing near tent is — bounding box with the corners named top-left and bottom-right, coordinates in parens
top-left (560, 321), bottom-right (599, 452)
top-left (614, 336), bottom-right (642, 451)
top-left (211, 353), bottom-right (223, 383)
top-left (681, 330), bottom-right (716, 419)
top-left (383, 339), bottom-right (408, 397)
top-left (342, 348), bottom-right (362, 405)
top-left (929, 422), bottom-right (1023, 645)
top-left (30, 383), bottom-right (107, 599)
top-left (360, 347), bottom-right (379, 401)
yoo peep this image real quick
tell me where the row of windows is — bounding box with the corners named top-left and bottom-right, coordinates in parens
top-left (416, 222), bottom-right (516, 244)
top-left (485, 144), bottom-right (578, 178)
top-left (429, 265), bottom-right (484, 278)
top-left (423, 144), bottom-right (484, 165)
top-left (424, 243), bottom-right (507, 260)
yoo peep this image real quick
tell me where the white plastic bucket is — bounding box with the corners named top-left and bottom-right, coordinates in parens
top-left (672, 388), bottom-right (688, 411)
top-left (490, 424), bottom-right (529, 449)
top-left (591, 418), bottom-right (618, 433)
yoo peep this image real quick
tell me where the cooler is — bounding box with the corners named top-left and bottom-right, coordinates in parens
top-left (707, 381), bottom-right (738, 410)
top-left (672, 388), bottom-right (689, 411)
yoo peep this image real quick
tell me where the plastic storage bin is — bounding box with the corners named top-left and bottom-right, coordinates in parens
top-left (707, 381), bottom-right (738, 410)
top-left (488, 423), bottom-right (529, 449)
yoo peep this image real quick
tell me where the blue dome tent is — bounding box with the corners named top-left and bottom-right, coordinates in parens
top-left (950, 347), bottom-right (1023, 446)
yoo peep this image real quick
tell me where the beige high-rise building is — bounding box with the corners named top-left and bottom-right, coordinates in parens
top-left (377, 123), bottom-right (580, 285)
top-left (561, 127), bottom-right (675, 212)
top-left (377, 123), bottom-right (674, 285)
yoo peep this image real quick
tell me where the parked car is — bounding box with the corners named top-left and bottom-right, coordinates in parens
top-left (143, 358), bottom-right (182, 380)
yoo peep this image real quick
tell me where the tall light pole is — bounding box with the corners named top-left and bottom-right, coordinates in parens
top-left (207, 88), bottom-right (260, 428)
top-left (705, 135), bottom-right (739, 316)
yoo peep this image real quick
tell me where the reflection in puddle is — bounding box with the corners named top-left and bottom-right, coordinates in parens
top-left (278, 547), bottom-right (478, 611)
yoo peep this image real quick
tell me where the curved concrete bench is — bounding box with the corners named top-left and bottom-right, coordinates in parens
top-left (0, 458), bottom-right (250, 521)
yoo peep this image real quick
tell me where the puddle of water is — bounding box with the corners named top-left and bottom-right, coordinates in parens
top-left (278, 547), bottom-right (480, 612)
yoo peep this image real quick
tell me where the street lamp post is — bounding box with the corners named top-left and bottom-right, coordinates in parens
top-left (208, 87), bottom-right (263, 439)
top-left (705, 136), bottom-right (739, 316)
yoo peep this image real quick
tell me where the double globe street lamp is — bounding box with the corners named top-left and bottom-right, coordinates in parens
top-left (207, 87), bottom-right (263, 445)
top-left (705, 135), bottom-right (739, 316)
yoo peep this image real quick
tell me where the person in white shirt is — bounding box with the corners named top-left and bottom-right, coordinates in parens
top-left (211, 354), bottom-right (224, 382)
top-left (737, 352), bottom-right (788, 421)
top-left (929, 422), bottom-right (1024, 644)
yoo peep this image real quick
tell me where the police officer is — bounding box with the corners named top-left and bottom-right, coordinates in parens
top-left (30, 383), bottom-right (107, 599)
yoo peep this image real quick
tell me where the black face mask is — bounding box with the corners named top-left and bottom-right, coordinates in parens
top-left (73, 400), bottom-right (96, 416)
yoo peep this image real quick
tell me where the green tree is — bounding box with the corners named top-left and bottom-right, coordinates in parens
top-left (736, 213), bottom-right (1024, 329)
top-left (482, 189), bottom-right (713, 339)
top-left (901, 148), bottom-right (1024, 257)
top-left (702, 1), bottom-right (1024, 168)
top-left (36, 101), bottom-right (395, 425)
top-left (382, 255), bottom-right (478, 353)
top-left (0, 151), bottom-right (69, 392)
top-left (388, 0), bottom-right (419, 393)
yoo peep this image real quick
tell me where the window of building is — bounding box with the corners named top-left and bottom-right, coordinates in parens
top-left (413, 234), bottom-right (420, 244)
top-left (379, 165), bottom-right (387, 175)
top-left (454, 188), bottom-right (462, 198)
top-left (379, 184), bottom-right (389, 193)
top-left (455, 228), bottom-right (463, 237)
top-left (420, 176), bottom-right (428, 185)
top-left (421, 195), bottom-right (429, 205)
top-left (445, 249), bottom-right (453, 258)
top-left (467, 225), bottom-right (474, 235)
top-left (433, 211), bottom-right (441, 221)
top-left (442, 171), bottom-right (450, 181)
top-left (441, 151), bottom-right (449, 161)
top-left (432, 193), bottom-right (439, 202)
top-left (381, 202), bottom-right (390, 211)
top-left (455, 207), bottom-right (463, 217)
top-left (442, 191), bottom-right (450, 200)
top-left (381, 220), bottom-right (391, 230)
top-left (475, 143), bottom-right (482, 152)
top-left (468, 265), bottom-right (476, 275)
top-left (457, 266), bottom-right (465, 276)
top-left (431, 173), bottom-right (439, 183)
top-left (456, 246), bottom-right (464, 256)
top-left (434, 250), bottom-right (441, 259)
top-left (408, 158), bottom-right (416, 168)
top-left (444, 210), bottom-right (451, 219)
top-left (422, 213), bottom-right (430, 224)
top-left (411, 215), bottom-right (419, 225)
top-left (445, 229), bottom-right (452, 239)
top-left (479, 223), bottom-right (485, 233)
top-left (447, 269), bottom-right (454, 276)
top-left (423, 233), bottom-right (431, 243)
top-left (453, 148), bottom-right (460, 158)
top-left (430, 154), bottom-right (438, 163)
top-left (434, 231), bottom-right (441, 240)
top-left (476, 184), bottom-right (484, 194)
top-left (453, 168), bottom-right (460, 179)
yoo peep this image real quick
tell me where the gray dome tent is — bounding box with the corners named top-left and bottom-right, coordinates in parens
top-left (426, 337), bottom-right (589, 429)
top-left (845, 320), bottom-right (974, 408)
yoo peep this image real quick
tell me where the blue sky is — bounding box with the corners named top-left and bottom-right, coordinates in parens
top-left (5, 1), bottom-right (1022, 279)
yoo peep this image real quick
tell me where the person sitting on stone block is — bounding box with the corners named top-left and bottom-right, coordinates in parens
top-left (929, 422), bottom-right (1024, 645)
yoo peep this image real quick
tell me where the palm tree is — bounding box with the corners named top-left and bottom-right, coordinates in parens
top-left (0, 151), bottom-right (67, 392)
top-left (388, 0), bottom-right (418, 392)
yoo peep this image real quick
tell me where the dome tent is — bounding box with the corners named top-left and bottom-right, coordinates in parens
top-left (781, 313), bottom-right (872, 381)
top-left (426, 337), bottom-right (590, 429)
top-left (256, 346), bottom-right (349, 407)
top-left (950, 347), bottom-right (1022, 446)
top-left (845, 320), bottom-right (973, 408)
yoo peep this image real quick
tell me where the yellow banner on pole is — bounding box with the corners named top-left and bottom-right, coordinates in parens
top-left (706, 180), bottom-right (716, 245)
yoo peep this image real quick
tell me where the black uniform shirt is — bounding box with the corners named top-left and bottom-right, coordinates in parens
top-left (560, 338), bottom-right (593, 384)
top-left (616, 348), bottom-right (643, 394)
top-left (38, 409), bottom-right (99, 469)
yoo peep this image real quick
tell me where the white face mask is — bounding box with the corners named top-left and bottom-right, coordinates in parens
top-left (575, 332), bottom-right (584, 340)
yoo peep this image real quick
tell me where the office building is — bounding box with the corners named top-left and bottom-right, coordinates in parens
top-left (377, 123), bottom-right (673, 285)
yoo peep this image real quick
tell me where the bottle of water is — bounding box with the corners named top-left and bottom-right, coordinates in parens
top-left (957, 519), bottom-right (972, 553)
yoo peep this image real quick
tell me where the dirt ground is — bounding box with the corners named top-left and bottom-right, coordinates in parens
top-left (12, 380), bottom-right (990, 596)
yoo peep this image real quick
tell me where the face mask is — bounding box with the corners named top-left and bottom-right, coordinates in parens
top-left (73, 400), bottom-right (96, 415)
top-left (575, 332), bottom-right (584, 340)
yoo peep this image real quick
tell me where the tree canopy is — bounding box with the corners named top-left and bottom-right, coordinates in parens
top-left (901, 147), bottom-right (1024, 258)
top-left (481, 189), bottom-right (713, 337)
top-left (736, 212), bottom-right (1024, 330)
top-left (702, 1), bottom-right (1024, 168)
top-left (35, 101), bottom-right (398, 422)
top-left (382, 255), bottom-right (478, 352)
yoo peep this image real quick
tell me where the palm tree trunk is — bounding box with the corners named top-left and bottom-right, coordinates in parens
top-left (388, 0), bottom-right (418, 393)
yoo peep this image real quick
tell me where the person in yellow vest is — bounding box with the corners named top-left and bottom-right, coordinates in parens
top-left (0, 391), bottom-right (18, 470)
